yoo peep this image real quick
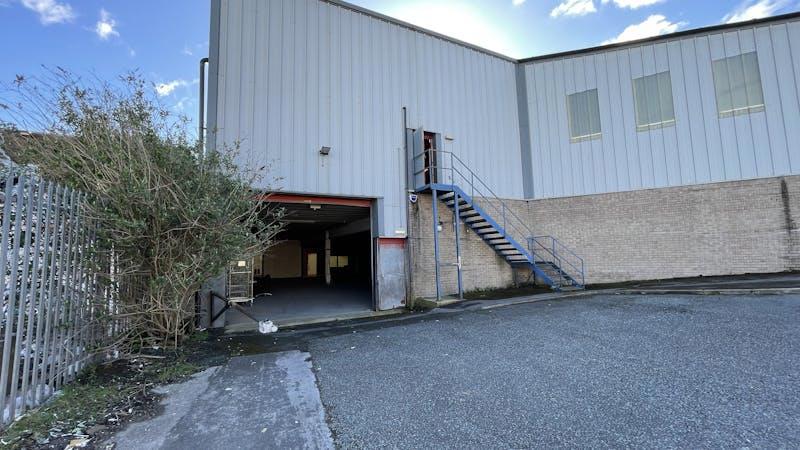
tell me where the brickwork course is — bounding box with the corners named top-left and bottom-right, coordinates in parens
top-left (408, 175), bottom-right (800, 298)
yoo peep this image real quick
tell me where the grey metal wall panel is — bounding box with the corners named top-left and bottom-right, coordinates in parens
top-left (210, 0), bottom-right (524, 235)
top-left (522, 17), bottom-right (800, 199)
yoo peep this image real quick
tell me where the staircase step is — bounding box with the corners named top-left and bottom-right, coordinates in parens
top-left (488, 238), bottom-right (510, 245)
top-left (444, 199), bottom-right (469, 207)
top-left (471, 224), bottom-right (494, 231)
top-left (481, 233), bottom-right (504, 240)
top-left (493, 244), bottom-right (516, 250)
top-left (475, 228), bottom-right (499, 235)
top-left (506, 256), bottom-right (529, 262)
top-left (464, 216), bottom-right (487, 224)
top-left (459, 210), bottom-right (480, 218)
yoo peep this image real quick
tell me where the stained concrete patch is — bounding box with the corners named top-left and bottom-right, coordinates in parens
top-left (112, 350), bottom-right (333, 450)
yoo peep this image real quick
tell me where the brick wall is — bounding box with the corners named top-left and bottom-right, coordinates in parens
top-left (526, 175), bottom-right (800, 284)
top-left (408, 194), bottom-right (525, 299)
top-left (408, 175), bottom-right (800, 297)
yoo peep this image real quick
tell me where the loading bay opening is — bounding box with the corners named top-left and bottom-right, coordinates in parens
top-left (225, 195), bottom-right (375, 328)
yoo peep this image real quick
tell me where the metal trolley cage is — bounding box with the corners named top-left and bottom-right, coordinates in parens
top-left (210, 258), bottom-right (260, 324)
top-left (227, 258), bottom-right (254, 301)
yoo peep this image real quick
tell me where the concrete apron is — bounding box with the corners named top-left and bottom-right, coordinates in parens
top-left (224, 308), bottom-right (405, 333)
top-left (111, 350), bottom-right (334, 450)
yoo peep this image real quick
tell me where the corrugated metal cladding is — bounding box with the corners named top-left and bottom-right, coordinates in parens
top-left (211, 0), bottom-right (524, 236)
top-left (522, 17), bottom-right (800, 199)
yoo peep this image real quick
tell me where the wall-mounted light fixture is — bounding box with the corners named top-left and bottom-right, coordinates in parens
top-left (319, 146), bottom-right (331, 156)
top-left (310, 204), bottom-right (322, 211)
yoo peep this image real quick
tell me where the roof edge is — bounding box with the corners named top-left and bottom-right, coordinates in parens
top-left (326, 0), bottom-right (517, 62)
top-left (268, 2), bottom-right (800, 67)
top-left (519, 11), bottom-right (800, 64)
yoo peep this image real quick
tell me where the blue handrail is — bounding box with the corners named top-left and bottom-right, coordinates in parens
top-left (415, 149), bottom-right (585, 287)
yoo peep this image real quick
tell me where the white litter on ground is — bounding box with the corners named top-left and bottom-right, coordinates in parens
top-left (259, 320), bottom-right (278, 334)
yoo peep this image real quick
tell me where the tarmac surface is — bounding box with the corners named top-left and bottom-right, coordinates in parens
top-left (111, 290), bottom-right (800, 448)
top-left (310, 293), bottom-right (800, 448)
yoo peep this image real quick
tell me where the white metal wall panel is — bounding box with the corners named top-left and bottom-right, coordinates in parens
top-left (522, 17), bottom-right (800, 199)
top-left (211, 0), bottom-right (524, 235)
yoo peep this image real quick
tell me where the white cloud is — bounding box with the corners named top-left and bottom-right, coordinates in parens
top-left (155, 79), bottom-right (199, 97)
top-left (182, 45), bottom-right (194, 56)
top-left (550, 0), bottom-right (596, 18)
top-left (21, 0), bottom-right (75, 25)
top-left (383, 2), bottom-right (521, 57)
top-left (94, 9), bottom-right (118, 40)
top-left (155, 79), bottom-right (188, 97)
top-left (602, 14), bottom-right (685, 44)
top-left (600, 0), bottom-right (665, 9)
top-left (512, 0), bottom-right (526, 5)
top-left (723, 0), bottom-right (788, 24)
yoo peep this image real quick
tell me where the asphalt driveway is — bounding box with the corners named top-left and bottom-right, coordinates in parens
top-left (310, 294), bottom-right (800, 448)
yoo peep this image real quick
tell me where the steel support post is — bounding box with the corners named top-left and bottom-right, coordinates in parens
top-left (453, 191), bottom-right (463, 299)
top-left (431, 189), bottom-right (442, 301)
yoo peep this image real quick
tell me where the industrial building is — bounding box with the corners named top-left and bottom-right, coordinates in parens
top-left (203, 0), bottom-right (800, 326)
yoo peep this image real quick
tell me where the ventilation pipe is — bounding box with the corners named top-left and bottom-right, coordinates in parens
top-left (199, 57), bottom-right (209, 151)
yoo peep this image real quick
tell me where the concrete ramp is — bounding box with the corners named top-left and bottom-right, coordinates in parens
top-left (112, 350), bottom-right (333, 450)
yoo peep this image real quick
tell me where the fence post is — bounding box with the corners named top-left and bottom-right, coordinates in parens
top-left (8, 174), bottom-right (37, 420)
top-left (0, 168), bottom-right (19, 420)
top-left (29, 181), bottom-right (54, 405)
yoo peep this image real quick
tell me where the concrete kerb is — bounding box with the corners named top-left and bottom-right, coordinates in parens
top-left (477, 289), bottom-right (602, 310)
top-left (476, 287), bottom-right (800, 311)
top-left (221, 286), bottom-right (800, 334)
top-left (615, 287), bottom-right (800, 296)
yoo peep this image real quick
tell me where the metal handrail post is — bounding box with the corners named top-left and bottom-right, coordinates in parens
top-left (581, 260), bottom-right (585, 286)
top-left (470, 172), bottom-right (474, 198)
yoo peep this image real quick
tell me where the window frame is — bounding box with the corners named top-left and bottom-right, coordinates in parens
top-left (566, 88), bottom-right (602, 143)
top-left (712, 51), bottom-right (765, 118)
top-left (632, 71), bottom-right (676, 132)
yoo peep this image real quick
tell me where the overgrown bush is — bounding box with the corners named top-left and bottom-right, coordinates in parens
top-left (0, 69), bottom-right (282, 351)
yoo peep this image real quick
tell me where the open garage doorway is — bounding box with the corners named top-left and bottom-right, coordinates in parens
top-left (225, 195), bottom-right (374, 328)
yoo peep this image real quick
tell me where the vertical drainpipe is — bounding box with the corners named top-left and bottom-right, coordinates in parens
top-left (199, 57), bottom-right (209, 152)
top-left (402, 107), bottom-right (414, 304)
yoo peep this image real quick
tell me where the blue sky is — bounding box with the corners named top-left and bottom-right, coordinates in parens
top-left (1, 0), bottom-right (798, 135)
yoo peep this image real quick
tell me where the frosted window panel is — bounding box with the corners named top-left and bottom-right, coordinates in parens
top-left (713, 51), bottom-right (764, 117)
top-left (633, 71), bottom-right (675, 130)
top-left (567, 89), bottom-right (601, 141)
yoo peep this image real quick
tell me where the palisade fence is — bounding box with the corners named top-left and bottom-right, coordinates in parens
top-left (0, 164), bottom-right (124, 427)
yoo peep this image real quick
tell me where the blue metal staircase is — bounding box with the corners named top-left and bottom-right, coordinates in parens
top-left (412, 147), bottom-right (585, 292)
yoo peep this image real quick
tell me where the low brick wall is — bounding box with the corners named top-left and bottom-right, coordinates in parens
top-left (526, 175), bottom-right (800, 284)
top-left (408, 175), bottom-right (800, 296)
